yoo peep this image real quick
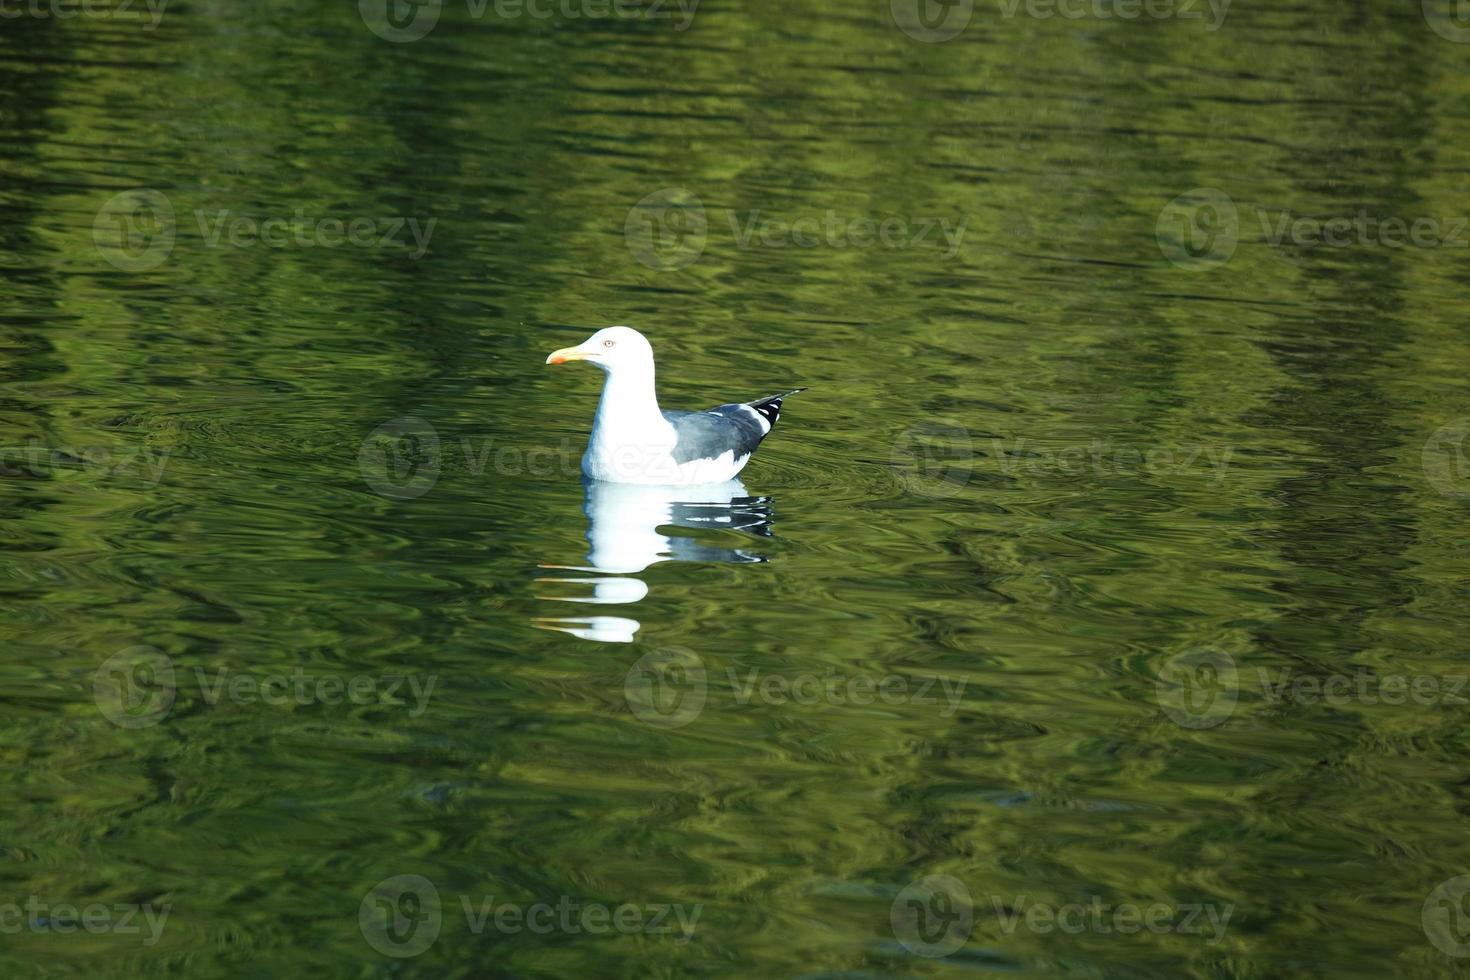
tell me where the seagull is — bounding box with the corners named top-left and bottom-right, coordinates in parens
top-left (545, 326), bottom-right (803, 485)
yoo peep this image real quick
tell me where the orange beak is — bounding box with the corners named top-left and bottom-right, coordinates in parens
top-left (546, 347), bottom-right (589, 365)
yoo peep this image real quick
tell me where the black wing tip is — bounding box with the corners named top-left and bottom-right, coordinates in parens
top-left (747, 388), bottom-right (804, 427)
top-left (749, 387), bottom-right (806, 407)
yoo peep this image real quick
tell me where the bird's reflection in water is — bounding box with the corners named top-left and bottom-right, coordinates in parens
top-left (535, 478), bottom-right (774, 642)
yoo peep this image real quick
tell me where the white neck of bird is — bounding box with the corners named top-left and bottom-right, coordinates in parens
top-left (591, 363), bottom-right (669, 446)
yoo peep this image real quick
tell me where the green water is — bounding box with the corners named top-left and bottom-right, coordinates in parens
top-left (4, 1), bottom-right (1470, 976)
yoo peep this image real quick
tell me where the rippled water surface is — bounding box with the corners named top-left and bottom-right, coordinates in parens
top-left (4, 2), bottom-right (1470, 977)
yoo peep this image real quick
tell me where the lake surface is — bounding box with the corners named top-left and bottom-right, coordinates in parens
top-left (3, 1), bottom-right (1470, 976)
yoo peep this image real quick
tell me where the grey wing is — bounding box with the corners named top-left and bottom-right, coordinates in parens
top-left (662, 405), bottom-right (768, 465)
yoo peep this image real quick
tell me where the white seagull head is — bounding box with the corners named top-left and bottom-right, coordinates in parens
top-left (545, 325), bottom-right (654, 375)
